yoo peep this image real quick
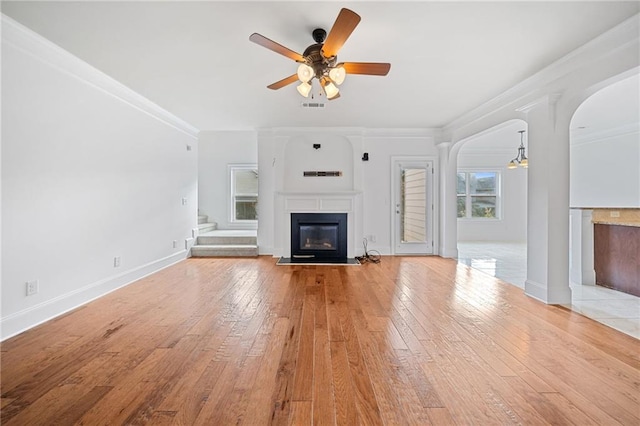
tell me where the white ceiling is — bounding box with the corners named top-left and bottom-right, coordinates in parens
top-left (2, 1), bottom-right (639, 131)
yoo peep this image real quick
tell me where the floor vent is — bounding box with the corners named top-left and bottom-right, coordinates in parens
top-left (301, 102), bottom-right (325, 108)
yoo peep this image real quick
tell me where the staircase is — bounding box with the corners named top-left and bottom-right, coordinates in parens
top-left (198, 215), bottom-right (217, 234)
top-left (191, 215), bottom-right (258, 257)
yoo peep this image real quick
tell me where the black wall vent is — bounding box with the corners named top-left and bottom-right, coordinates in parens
top-left (303, 171), bottom-right (343, 177)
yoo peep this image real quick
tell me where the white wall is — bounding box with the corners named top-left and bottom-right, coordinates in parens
top-left (570, 130), bottom-right (640, 207)
top-left (1, 17), bottom-right (199, 340)
top-left (283, 135), bottom-right (354, 192)
top-left (361, 133), bottom-right (438, 254)
top-left (570, 73), bottom-right (640, 208)
top-left (457, 155), bottom-right (528, 242)
top-left (198, 131), bottom-right (257, 229)
top-left (257, 129), bottom-right (438, 256)
top-left (456, 122), bottom-right (528, 242)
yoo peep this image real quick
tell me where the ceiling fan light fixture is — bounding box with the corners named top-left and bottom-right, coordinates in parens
top-left (249, 8), bottom-right (391, 101)
top-left (297, 63), bottom-right (314, 83)
top-left (296, 81), bottom-right (312, 97)
top-left (329, 66), bottom-right (346, 85)
top-left (322, 79), bottom-right (340, 99)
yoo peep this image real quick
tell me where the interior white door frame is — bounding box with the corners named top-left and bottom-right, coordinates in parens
top-left (390, 156), bottom-right (437, 255)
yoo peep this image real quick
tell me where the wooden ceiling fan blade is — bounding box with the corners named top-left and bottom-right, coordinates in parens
top-left (322, 8), bottom-right (361, 58)
top-left (249, 33), bottom-right (304, 62)
top-left (267, 74), bottom-right (299, 90)
top-left (339, 62), bottom-right (391, 76)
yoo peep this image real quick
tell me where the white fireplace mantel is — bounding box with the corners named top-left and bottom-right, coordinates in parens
top-left (274, 191), bottom-right (363, 258)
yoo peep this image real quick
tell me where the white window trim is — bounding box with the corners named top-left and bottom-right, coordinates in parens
top-left (229, 164), bottom-right (258, 224)
top-left (457, 169), bottom-right (502, 220)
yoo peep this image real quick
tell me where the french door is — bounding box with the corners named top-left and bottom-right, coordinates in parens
top-left (392, 158), bottom-right (434, 255)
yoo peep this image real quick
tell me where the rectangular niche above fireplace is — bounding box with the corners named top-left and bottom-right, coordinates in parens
top-left (291, 213), bottom-right (347, 263)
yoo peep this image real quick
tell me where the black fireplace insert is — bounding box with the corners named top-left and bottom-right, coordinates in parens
top-left (291, 213), bottom-right (347, 263)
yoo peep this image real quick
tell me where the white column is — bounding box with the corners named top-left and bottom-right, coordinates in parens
top-left (521, 95), bottom-right (572, 304)
top-left (437, 141), bottom-right (458, 258)
top-left (570, 209), bottom-right (596, 286)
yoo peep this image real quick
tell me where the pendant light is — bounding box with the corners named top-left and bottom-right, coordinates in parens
top-left (508, 130), bottom-right (528, 169)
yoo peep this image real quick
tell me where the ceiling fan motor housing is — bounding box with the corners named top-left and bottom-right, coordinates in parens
top-left (302, 43), bottom-right (336, 79)
top-left (312, 28), bottom-right (326, 43)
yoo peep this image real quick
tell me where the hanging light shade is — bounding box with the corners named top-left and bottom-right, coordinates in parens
top-left (329, 66), bottom-right (346, 85)
top-left (520, 157), bottom-right (528, 168)
top-left (508, 130), bottom-right (528, 169)
top-left (322, 78), bottom-right (340, 99)
top-left (297, 63), bottom-right (314, 83)
top-left (296, 81), bottom-right (312, 97)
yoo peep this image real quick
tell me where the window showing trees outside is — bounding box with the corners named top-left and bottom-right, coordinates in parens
top-left (231, 166), bottom-right (258, 221)
top-left (457, 171), bottom-right (499, 219)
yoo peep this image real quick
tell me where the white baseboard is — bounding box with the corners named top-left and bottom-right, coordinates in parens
top-left (440, 247), bottom-right (459, 258)
top-left (1, 251), bottom-right (188, 341)
top-left (525, 279), bottom-right (547, 303)
top-left (525, 279), bottom-right (572, 304)
top-left (259, 246), bottom-right (274, 256)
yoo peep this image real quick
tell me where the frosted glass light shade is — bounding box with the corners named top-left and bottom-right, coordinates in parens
top-left (297, 81), bottom-right (312, 97)
top-left (297, 64), bottom-right (314, 83)
top-left (323, 81), bottom-right (339, 99)
top-left (520, 158), bottom-right (528, 168)
top-left (507, 160), bottom-right (518, 169)
top-left (329, 66), bottom-right (346, 85)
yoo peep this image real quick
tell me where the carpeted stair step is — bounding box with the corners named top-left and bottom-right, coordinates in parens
top-left (191, 244), bottom-right (258, 257)
top-left (198, 222), bottom-right (217, 233)
top-left (197, 234), bottom-right (257, 245)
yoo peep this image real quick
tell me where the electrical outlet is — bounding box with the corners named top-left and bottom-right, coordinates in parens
top-left (610, 211), bottom-right (620, 218)
top-left (26, 280), bottom-right (39, 296)
top-left (173, 240), bottom-right (178, 248)
top-left (368, 235), bottom-right (377, 243)
top-left (182, 197), bottom-right (188, 206)
top-left (114, 256), bottom-right (121, 268)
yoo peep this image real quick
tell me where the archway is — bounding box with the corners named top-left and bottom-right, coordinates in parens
top-left (567, 73), bottom-right (639, 336)
top-left (454, 119), bottom-right (529, 288)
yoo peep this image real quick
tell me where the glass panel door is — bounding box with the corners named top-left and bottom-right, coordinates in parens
top-left (392, 159), bottom-right (434, 254)
top-left (401, 168), bottom-right (427, 243)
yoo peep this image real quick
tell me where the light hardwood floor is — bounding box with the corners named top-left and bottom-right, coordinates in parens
top-left (1, 256), bottom-right (639, 425)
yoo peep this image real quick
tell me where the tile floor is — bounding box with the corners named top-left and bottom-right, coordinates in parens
top-left (457, 242), bottom-right (640, 339)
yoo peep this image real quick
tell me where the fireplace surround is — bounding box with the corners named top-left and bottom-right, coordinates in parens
top-left (291, 213), bottom-right (347, 262)
top-left (273, 191), bottom-right (362, 260)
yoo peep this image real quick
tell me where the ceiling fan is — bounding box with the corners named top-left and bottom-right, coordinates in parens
top-left (249, 8), bottom-right (391, 100)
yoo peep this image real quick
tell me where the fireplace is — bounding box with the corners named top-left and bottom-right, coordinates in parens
top-left (291, 213), bottom-right (347, 263)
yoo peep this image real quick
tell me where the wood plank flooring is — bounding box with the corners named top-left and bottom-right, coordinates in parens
top-left (1, 256), bottom-right (639, 425)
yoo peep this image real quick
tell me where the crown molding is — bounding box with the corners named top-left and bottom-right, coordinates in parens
top-left (443, 13), bottom-right (640, 134)
top-left (515, 93), bottom-right (563, 114)
top-left (256, 127), bottom-right (438, 139)
top-left (2, 14), bottom-right (199, 139)
top-left (570, 122), bottom-right (639, 146)
top-left (459, 149), bottom-right (514, 156)
top-left (362, 128), bottom-right (438, 139)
